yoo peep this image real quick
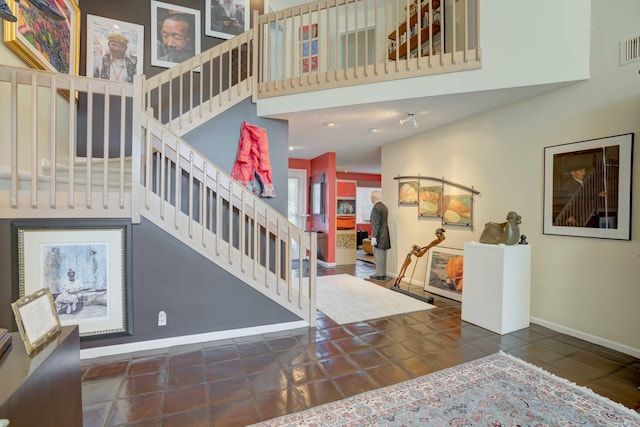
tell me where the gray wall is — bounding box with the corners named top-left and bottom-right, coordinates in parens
top-left (0, 218), bottom-right (300, 348)
top-left (78, 0), bottom-right (262, 79)
top-left (0, 42), bottom-right (293, 349)
top-left (184, 97), bottom-right (289, 215)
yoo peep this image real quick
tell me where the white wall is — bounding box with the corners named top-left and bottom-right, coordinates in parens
top-left (258, 0), bottom-right (591, 116)
top-left (382, 0), bottom-right (640, 357)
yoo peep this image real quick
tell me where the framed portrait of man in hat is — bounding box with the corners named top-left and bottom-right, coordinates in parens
top-left (543, 133), bottom-right (633, 240)
top-left (86, 14), bottom-right (144, 82)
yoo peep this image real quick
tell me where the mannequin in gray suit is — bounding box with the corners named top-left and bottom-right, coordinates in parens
top-left (369, 190), bottom-right (391, 281)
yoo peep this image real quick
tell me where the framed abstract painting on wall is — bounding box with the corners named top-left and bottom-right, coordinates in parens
top-left (3, 0), bottom-right (80, 75)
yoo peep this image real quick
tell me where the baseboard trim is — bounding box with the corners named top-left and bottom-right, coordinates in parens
top-left (80, 320), bottom-right (309, 360)
top-left (530, 316), bottom-right (640, 359)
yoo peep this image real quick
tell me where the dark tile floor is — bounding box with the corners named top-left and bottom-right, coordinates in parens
top-left (81, 259), bottom-right (640, 426)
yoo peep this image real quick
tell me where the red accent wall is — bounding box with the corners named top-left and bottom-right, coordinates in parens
top-left (358, 223), bottom-right (372, 234)
top-left (309, 153), bottom-right (336, 262)
top-left (336, 172), bottom-right (381, 183)
top-left (290, 158), bottom-right (380, 263)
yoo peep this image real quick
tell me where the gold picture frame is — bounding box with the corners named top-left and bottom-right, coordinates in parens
top-left (11, 288), bottom-right (62, 355)
top-left (3, 0), bottom-right (80, 75)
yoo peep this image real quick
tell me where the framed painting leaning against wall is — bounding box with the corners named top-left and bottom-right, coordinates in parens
top-left (424, 247), bottom-right (463, 302)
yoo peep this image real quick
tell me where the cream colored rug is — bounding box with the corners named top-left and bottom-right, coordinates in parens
top-left (316, 274), bottom-right (435, 324)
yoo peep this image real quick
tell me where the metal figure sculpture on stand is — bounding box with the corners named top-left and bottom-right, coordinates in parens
top-left (393, 228), bottom-right (446, 288)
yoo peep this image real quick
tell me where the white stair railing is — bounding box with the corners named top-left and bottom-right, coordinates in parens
top-left (0, 0), bottom-right (481, 326)
top-left (132, 111), bottom-right (317, 325)
top-left (143, 31), bottom-right (254, 137)
top-left (254, 0), bottom-right (481, 98)
top-left (0, 65), bottom-right (133, 219)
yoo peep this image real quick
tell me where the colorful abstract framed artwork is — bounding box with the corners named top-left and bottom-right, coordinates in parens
top-left (398, 180), bottom-right (419, 205)
top-left (543, 133), bottom-right (633, 240)
top-left (442, 193), bottom-right (472, 226)
top-left (3, 0), bottom-right (80, 74)
top-left (418, 184), bottom-right (442, 217)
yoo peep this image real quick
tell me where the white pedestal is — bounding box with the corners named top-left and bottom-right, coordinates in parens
top-left (462, 242), bottom-right (531, 335)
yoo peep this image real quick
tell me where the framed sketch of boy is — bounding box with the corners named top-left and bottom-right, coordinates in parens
top-left (11, 288), bottom-right (62, 355)
top-left (205, 0), bottom-right (249, 39)
top-left (86, 15), bottom-right (144, 82)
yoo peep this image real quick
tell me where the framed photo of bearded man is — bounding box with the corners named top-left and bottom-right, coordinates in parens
top-left (86, 15), bottom-right (144, 82)
top-left (151, 1), bottom-right (201, 69)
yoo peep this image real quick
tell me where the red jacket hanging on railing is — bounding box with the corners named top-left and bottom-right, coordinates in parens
top-left (231, 121), bottom-right (276, 198)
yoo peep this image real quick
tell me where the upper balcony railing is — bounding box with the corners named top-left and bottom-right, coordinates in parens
top-left (253, 0), bottom-right (480, 98)
top-left (139, 0), bottom-right (480, 137)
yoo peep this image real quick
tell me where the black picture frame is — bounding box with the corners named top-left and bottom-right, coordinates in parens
top-left (12, 219), bottom-right (133, 339)
top-left (543, 133), bottom-right (633, 240)
top-left (310, 173), bottom-right (326, 220)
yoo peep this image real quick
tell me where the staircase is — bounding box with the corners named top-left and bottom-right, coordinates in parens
top-left (553, 159), bottom-right (619, 228)
top-left (0, 60), bottom-right (317, 326)
top-left (0, 0), bottom-right (481, 330)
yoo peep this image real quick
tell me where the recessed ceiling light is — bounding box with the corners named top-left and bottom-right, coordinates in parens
top-left (367, 128), bottom-right (379, 133)
top-left (323, 122), bottom-right (336, 127)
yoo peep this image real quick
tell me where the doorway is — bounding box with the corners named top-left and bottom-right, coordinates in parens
top-left (288, 169), bottom-right (307, 257)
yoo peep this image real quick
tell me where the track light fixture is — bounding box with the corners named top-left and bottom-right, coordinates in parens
top-left (400, 112), bottom-right (419, 128)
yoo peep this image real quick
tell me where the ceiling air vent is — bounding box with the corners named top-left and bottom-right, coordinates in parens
top-left (620, 35), bottom-right (640, 66)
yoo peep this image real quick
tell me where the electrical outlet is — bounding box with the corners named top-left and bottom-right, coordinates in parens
top-left (158, 310), bottom-right (167, 326)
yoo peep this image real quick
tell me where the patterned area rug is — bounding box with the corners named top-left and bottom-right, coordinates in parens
top-left (249, 352), bottom-right (640, 426)
top-left (315, 274), bottom-right (435, 324)
top-left (356, 249), bottom-right (375, 264)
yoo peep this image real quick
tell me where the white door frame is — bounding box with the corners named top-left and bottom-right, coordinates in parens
top-left (288, 168), bottom-right (307, 230)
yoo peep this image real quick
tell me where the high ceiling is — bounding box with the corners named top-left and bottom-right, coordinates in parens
top-left (269, 82), bottom-right (574, 174)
